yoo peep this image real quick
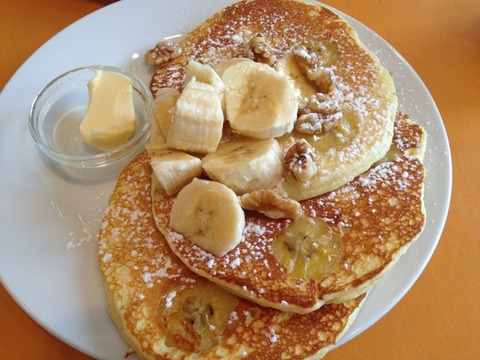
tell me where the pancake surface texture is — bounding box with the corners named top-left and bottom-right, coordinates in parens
top-left (98, 151), bottom-right (366, 360)
top-left (153, 112), bottom-right (426, 313)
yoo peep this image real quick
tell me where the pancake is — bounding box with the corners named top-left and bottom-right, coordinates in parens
top-left (152, 112), bottom-right (426, 313)
top-left (148, 0), bottom-right (398, 200)
top-left (98, 151), bottom-right (367, 360)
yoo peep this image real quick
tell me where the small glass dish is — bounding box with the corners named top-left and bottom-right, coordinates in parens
top-left (29, 65), bottom-right (153, 168)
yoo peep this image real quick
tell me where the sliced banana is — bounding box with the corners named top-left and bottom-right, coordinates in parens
top-left (166, 77), bottom-right (224, 153)
top-left (159, 283), bottom-right (238, 352)
top-left (222, 61), bottom-right (298, 139)
top-left (184, 60), bottom-right (226, 109)
top-left (169, 178), bottom-right (245, 257)
top-left (152, 87), bottom-right (180, 142)
top-left (149, 111), bottom-right (165, 146)
top-left (145, 140), bottom-right (168, 157)
top-left (202, 138), bottom-right (283, 195)
top-left (150, 149), bottom-right (202, 196)
top-left (213, 57), bottom-right (253, 77)
top-left (272, 216), bottom-right (344, 281)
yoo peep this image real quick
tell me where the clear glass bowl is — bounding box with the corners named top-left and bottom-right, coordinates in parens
top-left (29, 65), bottom-right (153, 168)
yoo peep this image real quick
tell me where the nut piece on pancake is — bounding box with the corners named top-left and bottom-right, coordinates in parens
top-left (239, 189), bottom-right (303, 219)
top-left (243, 34), bottom-right (277, 66)
top-left (145, 40), bottom-right (182, 67)
top-left (291, 41), bottom-right (338, 94)
top-left (284, 139), bottom-right (318, 183)
top-left (296, 93), bottom-right (343, 135)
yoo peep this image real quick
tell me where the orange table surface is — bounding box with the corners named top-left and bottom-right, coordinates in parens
top-left (1, 0), bottom-right (479, 359)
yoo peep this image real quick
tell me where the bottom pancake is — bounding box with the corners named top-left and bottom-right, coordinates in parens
top-left (98, 151), bottom-right (366, 360)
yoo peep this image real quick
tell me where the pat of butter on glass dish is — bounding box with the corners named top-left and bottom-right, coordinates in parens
top-left (29, 65), bottom-right (153, 168)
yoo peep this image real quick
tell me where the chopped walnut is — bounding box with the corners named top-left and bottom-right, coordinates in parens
top-left (284, 139), bottom-right (318, 183)
top-left (296, 93), bottom-right (342, 135)
top-left (239, 189), bottom-right (303, 219)
top-left (292, 42), bottom-right (335, 93)
top-left (243, 35), bottom-right (277, 66)
top-left (305, 67), bottom-right (334, 94)
top-left (292, 43), bottom-right (321, 68)
top-left (145, 41), bottom-right (182, 67)
top-left (292, 41), bottom-right (337, 68)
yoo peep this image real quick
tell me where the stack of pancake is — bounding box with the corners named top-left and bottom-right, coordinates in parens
top-left (97, 0), bottom-right (427, 358)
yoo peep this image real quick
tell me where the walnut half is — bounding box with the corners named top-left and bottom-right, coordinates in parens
top-left (284, 139), bottom-right (318, 183)
top-left (239, 189), bottom-right (303, 219)
top-left (243, 35), bottom-right (277, 66)
top-left (295, 93), bottom-right (342, 135)
top-left (145, 41), bottom-right (182, 67)
top-left (292, 42), bottom-right (336, 93)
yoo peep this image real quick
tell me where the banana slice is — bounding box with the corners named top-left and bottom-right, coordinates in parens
top-left (150, 149), bottom-right (202, 196)
top-left (222, 61), bottom-right (298, 139)
top-left (202, 138), bottom-right (283, 195)
top-left (185, 60), bottom-right (225, 94)
top-left (166, 77), bottom-right (224, 153)
top-left (159, 283), bottom-right (238, 352)
top-left (169, 178), bottom-right (245, 257)
top-left (149, 111), bottom-right (165, 146)
top-left (272, 216), bottom-right (344, 281)
top-left (213, 57), bottom-right (253, 77)
top-left (152, 87), bottom-right (180, 142)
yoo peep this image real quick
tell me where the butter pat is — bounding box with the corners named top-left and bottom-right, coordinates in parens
top-left (80, 70), bottom-right (136, 151)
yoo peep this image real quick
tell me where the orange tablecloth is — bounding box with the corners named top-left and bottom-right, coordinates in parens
top-left (1, 0), bottom-right (479, 359)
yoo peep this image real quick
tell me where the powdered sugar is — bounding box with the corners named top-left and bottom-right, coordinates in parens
top-left (165, 290), bottom-right (177, 308)
top-left (269, 327), bottom-right (280, 343)
top-left (244, 222), bottom-right (267, 236)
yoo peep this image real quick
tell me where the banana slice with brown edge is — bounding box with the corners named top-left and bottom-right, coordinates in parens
top-left (159, 283), bottom-right (238, 352)
top-left (272, 216), bottom-right (344, 280)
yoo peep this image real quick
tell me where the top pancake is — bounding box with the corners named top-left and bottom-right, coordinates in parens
top-left (149, 0), bottom-right (398, 200)
top-left (98, 150), bottom-right (366, 360)
top-left (152, 112), bottom-right (426, 313)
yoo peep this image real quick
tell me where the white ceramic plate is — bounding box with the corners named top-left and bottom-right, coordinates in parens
top-left (0, 0), bottom-right (451, 358)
